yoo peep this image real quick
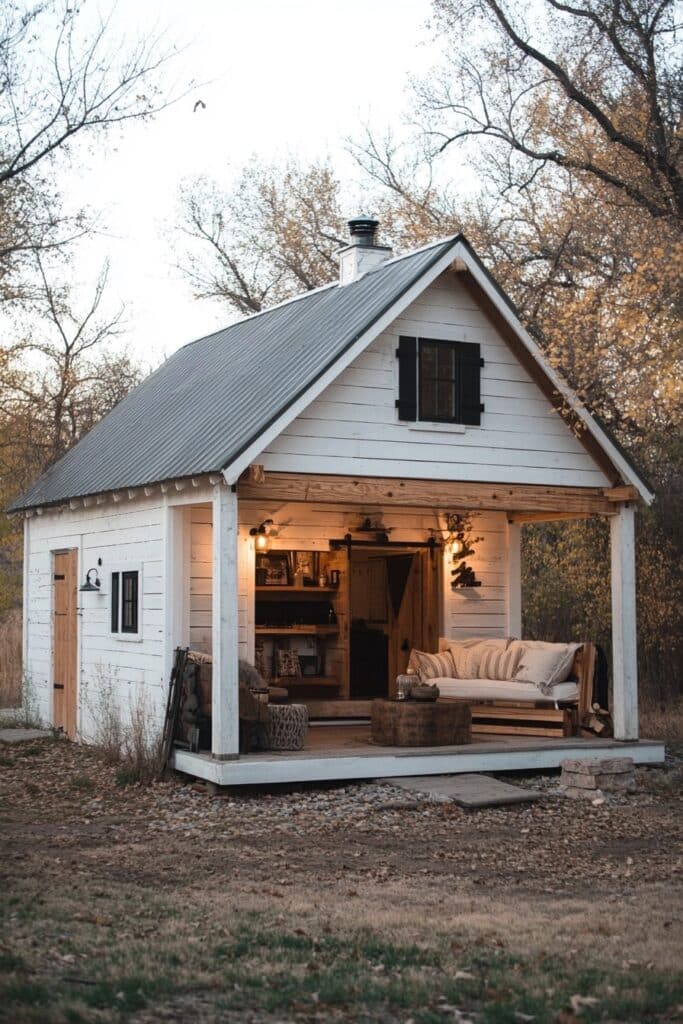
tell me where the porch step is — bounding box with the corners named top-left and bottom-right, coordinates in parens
top-left (379, 773), bottom-right (539, 809)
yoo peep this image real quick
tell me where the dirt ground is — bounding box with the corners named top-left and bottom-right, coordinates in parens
top-left (1, 737), bottom-right (682, 1023)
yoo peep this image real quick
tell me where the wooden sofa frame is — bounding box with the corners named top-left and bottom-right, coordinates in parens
top-left (436, 640), bottom-right (596, 738)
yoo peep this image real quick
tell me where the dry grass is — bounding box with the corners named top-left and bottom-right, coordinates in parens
top-left (640, 697), bottom-right (683, 740)
top-left (0, 608), bottom-right (22, 708)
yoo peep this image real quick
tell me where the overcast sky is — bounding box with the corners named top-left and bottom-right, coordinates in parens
top-left (62, 0), bottom-right (438, 367)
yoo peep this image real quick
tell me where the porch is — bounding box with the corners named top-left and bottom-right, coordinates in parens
top-left (172, 729), bottom-right (664, 787)
top-left (164, 471), bottom-right (652, 782)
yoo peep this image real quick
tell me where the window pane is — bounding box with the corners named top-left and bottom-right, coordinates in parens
top-left (419, 340), bottom-right (459, 421)
top-left (121, 571), bottom-right (139, 633)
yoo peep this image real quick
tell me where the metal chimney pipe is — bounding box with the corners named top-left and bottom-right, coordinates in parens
top-left (347, 216), bottom-right (380, 247)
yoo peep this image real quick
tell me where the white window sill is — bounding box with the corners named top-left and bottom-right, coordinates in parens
top-left (112, 632), bottom-right (143, 644)
top-left (408, 421), bottom-right (468, 435)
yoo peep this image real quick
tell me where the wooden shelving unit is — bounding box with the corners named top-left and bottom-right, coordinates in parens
top-left (256, 585), bottom-right (338, 594)
top-left (255, 626), bottom-right (338, 636)
top-left (255, 548), bottom-right (348, 700)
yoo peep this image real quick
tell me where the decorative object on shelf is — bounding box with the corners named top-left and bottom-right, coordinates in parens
top-left (445, 513), bottom-right (483, 589)
top-left (256, 552), bottom-right (289, 585)
top-left (347, 514), bottom-right (393, 545)
top-left (276, 648), bottom-right (302, 678)
top-left (329, 569), bottom-right (341, 586)
top-left (250, 519), bottom-right (274, 551)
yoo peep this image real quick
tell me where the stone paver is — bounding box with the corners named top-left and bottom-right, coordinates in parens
top-left (379, 772), bottom-right (539, 808)
top-left (0, 728), bottom-right (51, 744)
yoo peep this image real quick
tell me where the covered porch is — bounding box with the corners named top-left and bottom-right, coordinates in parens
top-left (165, 471), bottom-right (661, 784)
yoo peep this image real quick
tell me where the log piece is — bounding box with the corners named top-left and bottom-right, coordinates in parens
top-left (371, 700), bottom-right (471, 747)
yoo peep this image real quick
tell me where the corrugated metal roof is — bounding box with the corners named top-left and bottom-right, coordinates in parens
top-left (10, 237), bottom-right (457, 511)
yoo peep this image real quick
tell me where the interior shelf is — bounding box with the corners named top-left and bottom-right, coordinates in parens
top-left (255, 585), bottom-right (338, 594)
top-left (255, 626), bottom-right (339, 636)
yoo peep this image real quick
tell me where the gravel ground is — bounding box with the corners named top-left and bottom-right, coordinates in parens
top-left (0, 737), bottom-right (681, 1022)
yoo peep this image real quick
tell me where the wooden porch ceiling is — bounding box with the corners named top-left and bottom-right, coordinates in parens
top-left (238, 471), bottom-right (635, 517)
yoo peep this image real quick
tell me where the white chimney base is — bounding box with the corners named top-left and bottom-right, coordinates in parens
top-left (338, 243), bottom-right (393, 285)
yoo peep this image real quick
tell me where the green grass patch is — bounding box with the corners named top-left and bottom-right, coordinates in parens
top-left (0, 952), bottom-right (25, 973)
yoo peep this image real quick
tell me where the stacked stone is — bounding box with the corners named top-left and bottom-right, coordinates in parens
top-left (560, 757), bottom-right (636, 800)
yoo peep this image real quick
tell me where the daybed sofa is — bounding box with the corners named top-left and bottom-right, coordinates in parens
top-left (408, 637), bottom-right (596, 737)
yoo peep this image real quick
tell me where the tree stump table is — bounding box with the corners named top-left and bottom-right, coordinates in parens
top-left (371, 700), bottom-right (472, 747)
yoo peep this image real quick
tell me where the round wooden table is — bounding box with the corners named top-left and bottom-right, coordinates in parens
top-left (371, 699), bottom-right (471, 747)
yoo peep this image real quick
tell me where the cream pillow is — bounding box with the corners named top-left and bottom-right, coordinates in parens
top-left (475, 643), bottom-right (523, 681)
top-left (514, 642), bottom-right (580, 687)
top-left (407, 648), bottom-right (456, 681)
top-left (447, 637), bottom-right (510, 678)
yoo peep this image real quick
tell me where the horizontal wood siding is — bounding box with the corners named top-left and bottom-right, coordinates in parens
top-left (261, 272), bottom-right (609, 489)
top-left (24, 495), bottom-right (169, 737)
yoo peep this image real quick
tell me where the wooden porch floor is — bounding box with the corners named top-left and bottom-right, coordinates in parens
top-left (172, 725), bottom-right (665, 787)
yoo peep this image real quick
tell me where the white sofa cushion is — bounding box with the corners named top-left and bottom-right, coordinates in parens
top-left (432, 676), bottom-right (579, 704)
top-left (513, 641), bottom-right (581, 690)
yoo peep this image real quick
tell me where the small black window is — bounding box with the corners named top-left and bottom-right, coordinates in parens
top-left (121, 571), bottom-right (139, 634)
top-left (110, 570), bottom-right (139, 635)
top-left (396, 336), bottom-right (483, 425)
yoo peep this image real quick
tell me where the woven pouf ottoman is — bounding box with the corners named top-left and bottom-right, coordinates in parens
top-left (266, 703), bottom-right (308, 751)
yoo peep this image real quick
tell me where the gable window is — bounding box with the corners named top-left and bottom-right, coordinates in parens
top-left (111, 569), bottom-right (140, 635)
top-left (396, 336), bottom-right (484, 426)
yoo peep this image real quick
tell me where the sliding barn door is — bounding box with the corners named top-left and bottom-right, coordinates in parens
top-left (53, 550), bottom-right (78, 738)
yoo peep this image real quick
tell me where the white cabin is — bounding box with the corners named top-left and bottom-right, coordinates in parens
top-left (12, 221), bottom-right (663, 783)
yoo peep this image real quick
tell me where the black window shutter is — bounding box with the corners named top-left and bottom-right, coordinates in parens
top-left (111, 572), bottom-right (119, 633)
top-left (396, 336), bottom-right (417, 421)
top-left (457, 342), bottom-right (483, 426)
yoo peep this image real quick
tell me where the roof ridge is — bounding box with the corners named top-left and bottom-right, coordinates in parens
top-left (180, 234), bottom-right (462, 351)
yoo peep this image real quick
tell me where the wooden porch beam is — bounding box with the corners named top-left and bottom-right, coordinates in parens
top-left (238, 472), bottom-right (616, 515)
top-left (603, 486), bottom-right (639, 502)
top-left (507, 511), bottom-right (600, 524)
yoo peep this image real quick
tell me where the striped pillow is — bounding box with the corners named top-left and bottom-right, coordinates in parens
top-left (474, 643), bottom-right (522, 680)
top-left (447, 638), bottom-right (510, 678)
top-left (407, 648), bottom-right (456, 681)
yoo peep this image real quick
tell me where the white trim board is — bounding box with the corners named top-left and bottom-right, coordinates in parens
top-left (173, 739), bottom-right (664, 787)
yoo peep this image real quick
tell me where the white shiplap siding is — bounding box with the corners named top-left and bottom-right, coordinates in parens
top-left (24, 496), bottom-right (167, 735)
top-left (262, 272), bottom-right (610, 489)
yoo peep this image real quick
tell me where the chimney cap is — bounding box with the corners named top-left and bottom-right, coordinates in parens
top-left (348, 216), bottom-right (380, 246)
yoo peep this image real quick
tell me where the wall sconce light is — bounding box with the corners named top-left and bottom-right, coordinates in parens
top-left (79, 558), bottom-right (102, 592)
top-left (250, 519), bottom-right (273, 551)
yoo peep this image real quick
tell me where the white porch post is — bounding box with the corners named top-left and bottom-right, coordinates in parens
top-left (211, 483), bottom-right (240, 759)
top-left (505, 520), bottom-right (522, 638)
top-left (610, 504), bottom-right (639, 741)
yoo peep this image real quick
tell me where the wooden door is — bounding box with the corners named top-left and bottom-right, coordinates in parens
top-left (387, 549), bottom-right (441, 696)
top-left (53, 550), bottom-right (78, 738)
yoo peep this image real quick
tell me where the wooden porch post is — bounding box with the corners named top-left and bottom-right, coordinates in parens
top-left (505, 520), bottom-right (522, 638)
top-left (610, 504), bottom-right (638, 741)
top-left (211, 483), bottom-right (240, 759)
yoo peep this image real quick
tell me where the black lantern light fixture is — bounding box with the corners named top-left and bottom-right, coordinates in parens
top-left (250, 519), bottom-right (273, 551)
top-left (79, 558), bottom-right (102, 592)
